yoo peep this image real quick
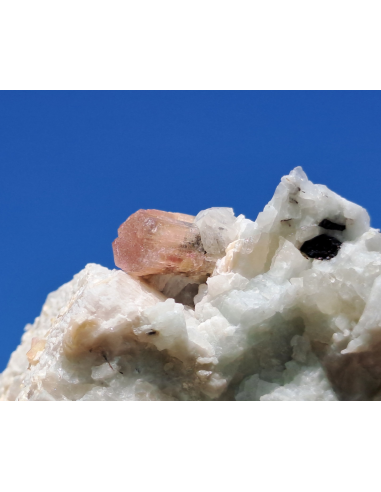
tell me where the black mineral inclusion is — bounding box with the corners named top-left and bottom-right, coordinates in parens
top-left (300, 234), bottom-right (342, 260)
top-left (318, 219), bottom-right (346, 232)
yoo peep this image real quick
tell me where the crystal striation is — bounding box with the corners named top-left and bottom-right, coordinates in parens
top-left (2, 167), bottom-right (381, 401)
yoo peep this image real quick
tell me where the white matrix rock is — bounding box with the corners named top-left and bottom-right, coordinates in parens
top-left (2, 167), bottom-right (381, 401)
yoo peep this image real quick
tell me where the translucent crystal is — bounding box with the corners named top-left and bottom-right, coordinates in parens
top-left (112, 209), bottom-right (216, 278)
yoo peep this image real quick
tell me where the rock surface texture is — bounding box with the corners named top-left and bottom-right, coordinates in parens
top-left (2, 167), bottom-right (381, 400)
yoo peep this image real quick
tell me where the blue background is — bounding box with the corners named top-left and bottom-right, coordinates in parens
top-left (1, 91), bottom-right (381, 370)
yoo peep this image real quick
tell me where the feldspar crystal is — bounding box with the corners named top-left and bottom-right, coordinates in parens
top-left (3, 166), bottom-right (381, 401)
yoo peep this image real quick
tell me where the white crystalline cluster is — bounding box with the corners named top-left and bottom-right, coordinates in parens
top-left (195, 207), bottom-right (240, 256)
top-left (2, 167), bottom-right (381, 400)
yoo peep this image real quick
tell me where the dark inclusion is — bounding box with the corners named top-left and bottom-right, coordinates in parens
top-left (319, 219), bottom-right (346, 232)
top-left (300, 234), bottom-right (342, 260)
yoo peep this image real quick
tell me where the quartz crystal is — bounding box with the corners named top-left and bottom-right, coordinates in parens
top-left (2, 167), bottom-right (381, 400)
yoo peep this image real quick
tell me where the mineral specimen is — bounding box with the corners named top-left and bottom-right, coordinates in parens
top-left (112, 208), bottom-right (240, 306)
top-left (2, 166), bottom-right (381, 400)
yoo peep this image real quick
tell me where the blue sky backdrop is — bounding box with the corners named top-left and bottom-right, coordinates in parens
top-left (1, 90), bottom-right (381, 370)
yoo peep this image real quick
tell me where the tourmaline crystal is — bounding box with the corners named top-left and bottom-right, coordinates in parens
top-left (112, 209), bottom-right (216, 278)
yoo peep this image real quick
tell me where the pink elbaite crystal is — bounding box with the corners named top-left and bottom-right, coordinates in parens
top-left (112, 209), bottom-right (215, 278)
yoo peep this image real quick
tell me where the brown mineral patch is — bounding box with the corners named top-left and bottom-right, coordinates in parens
top-left (324, 341), bottom-right (381, 400)
top-left (27, 338), bottom-right (47, 366)
top-left (63, 319), bottom-right (100, 358)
